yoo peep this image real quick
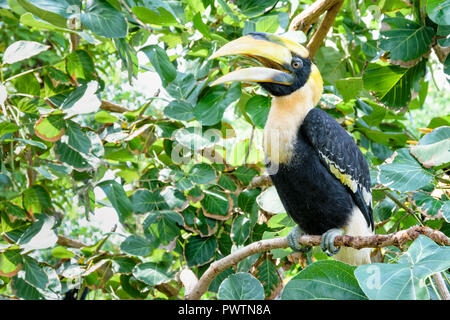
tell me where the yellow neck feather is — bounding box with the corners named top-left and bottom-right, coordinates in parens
top-left (264, 64), bottom-right (323, 165)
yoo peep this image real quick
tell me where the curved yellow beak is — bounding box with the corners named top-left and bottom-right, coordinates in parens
top-left (209, 33), bottom-right (309, 86)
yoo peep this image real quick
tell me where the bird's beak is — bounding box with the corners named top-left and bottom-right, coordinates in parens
top-left (209, 33), bottom-right (309, 86)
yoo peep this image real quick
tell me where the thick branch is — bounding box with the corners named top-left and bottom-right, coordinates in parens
top-left (289, 0), bottom-right (341, 32)
top-left (306, 0), bottom-right (344, 58)
top-left (184, 226), bottom-right (449, 300)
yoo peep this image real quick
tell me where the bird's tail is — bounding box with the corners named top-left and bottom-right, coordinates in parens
top-left (334, 206), bottom-right (373, 266)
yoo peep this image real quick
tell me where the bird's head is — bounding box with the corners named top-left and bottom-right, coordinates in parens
top-left (209, 32), bottom-right (322, 97)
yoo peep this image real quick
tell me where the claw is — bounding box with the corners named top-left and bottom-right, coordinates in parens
top-left (320, 228), bottom-right (344, 256)
top-left (287, 225), bottom-right (310, 253)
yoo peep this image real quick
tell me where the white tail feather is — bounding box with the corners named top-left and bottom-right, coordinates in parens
top-left (334, 206), bottom-right (373, 266)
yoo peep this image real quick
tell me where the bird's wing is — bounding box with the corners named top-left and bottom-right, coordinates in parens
top-left (301, 108), bottom-right (374, 230)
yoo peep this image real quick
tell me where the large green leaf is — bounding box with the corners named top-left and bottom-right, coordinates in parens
top-left (163, 100), bottom-right (195, 121)
top-left (131, 189), bottom-right (169, 213)
top-left (410, 126), bottom-right (450, 168)
top-left (188, 163), bottom-right (217, 184)
top-left (132, 3), bottom-right (178, 27)
top-left (133, 262), bottom-right (172, 286)
top-left (427, 0), bottom-right (450, 25)
top-left (377, 148), bottom-right (433, 192)
top-left (217, 272), bottom-right (265, 300)
top-left (16, 0), bottom-right (70, 28)
top-left (143, 210), bottom-right (183, 244)
top-left (34, 115), bottom-right (66, 142)
top-left (65, 120), bottom-right (92, 154)
top-left (22, 256), bottom-right (49, 290)
top-left (201, 189), bottom-right (230, 219)
top-left (141, 45), bottom-right (177, 87)
top-left (363, 61), bottom-right (425, 108)
top-left (282, 260), bottom-right (367, 300)
top-left (184, 235), bottom-right (217, 267)
top-left (80, 0), bottom-right (127, 38)
top-left (355, 236), bottom-right (450, 299)
top-left (380, 17), bottom-right (434, 62)
top-left (314, 46), bottom-right (347, 85)
top-left (120, 235), bottom-right (153, 256)
top-left (61, 81), bottom-right (101, 116)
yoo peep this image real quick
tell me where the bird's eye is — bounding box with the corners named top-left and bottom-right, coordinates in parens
top-left (292, 60), bottom-right (303, 69)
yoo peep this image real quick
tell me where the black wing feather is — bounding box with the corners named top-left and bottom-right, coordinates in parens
top-left (301, 108), bottom-right (374, 230)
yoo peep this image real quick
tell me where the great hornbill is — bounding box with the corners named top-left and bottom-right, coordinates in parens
top-left (210, 32), bottom-right (374, 265)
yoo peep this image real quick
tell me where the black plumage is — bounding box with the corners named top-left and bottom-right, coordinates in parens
top-left (269, 108), bottom-right (374, 235)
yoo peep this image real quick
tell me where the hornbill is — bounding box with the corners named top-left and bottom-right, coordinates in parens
top-left (210, 32), bottom-right (374, 265)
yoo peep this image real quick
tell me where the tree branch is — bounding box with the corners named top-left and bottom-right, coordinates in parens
top-left (184, 226), bottom-right (449, 300)
top-left (289, 0), bottom-right (341, 32)
top-left (289, 0), bottom-right (344, 58)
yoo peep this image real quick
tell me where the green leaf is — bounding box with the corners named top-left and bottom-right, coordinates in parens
top-left (163, 100), bottom-right (195, 121)
top-left (184, 236), bottom-right (217, 267)
top-left (257, 257), bottom-right (279, 297)
top-left (0, 121), bottom-right (19, 138)
top-left (0, 250), bottom-right (23, 277)
top-left (189, 163), bottom-right (217, 184)
top-left (201, 190), bottom-right (230, 218)
top-left (194, 83), bottom-right (241, 126)
top-left (22, 185), bottom-right (51, 214)
top-left (256, 186), bottom-right (286, 214)
top-left (132, 4), bottom-right (178, 27)
top-left (427, 0), bottom-right (450, 25)
top-left (61, 81), bottom-right (101, 116)
top-left (363, 61), bottom-right (426, 108)
top-left (133, 262), bottom-right (172, 286)
top-left (410, 126), bottom-right (450, 168)
top-left (217, 272), bottom-right (265, 300)
top-left (282, 260), bottom-right (367, 300)
top-left (94, 110), bottom-right (119, 123)
top-left (120, 235), bottom-right (153, 256)
top-left (34, 114), bottom-right (66, 142)
top-left (141, 45), bottom-right (177, 87)
top-left (98, 180), bottom-right (133, 222)
top-left (80, 0), bottom-right (127, 38)
top-left (412, 191), bottom-right (444, 217)
top-left (22, 256), bottom-right (49, 290)
top-left (65, 120), bottom-right (92, 154)
top-left (335, 77), bottom-right (362, 101)
top-left (245, 95), bottom-right (270, 128)
top-left (51, 246), bottom-right (75, 259)
top-left (380, 17), bottom-right (434, 62)
top-left (3, 40), bottom-right (49, 65)
top-left (143, 210), bottom-right (183, 244)
top-left (131, 189), bottom-right (169, 213)
top-left (231, 215), bottom-right (251, 245)
top-left (66, 49), bottom-right (97, 82)
top-left (235, 0), bottom-right (278, 17)
top-left (11, 138), bottom-right (46, 150)
top-left (16, 0), bottom-right (70, 28)
top-left (55, 141), bottom-right (91, 171)
top-left (377, 148), bottom-right (433, 192)
top-left (233, 166), bottom-right (258, 185)
top-left (18, 215), bottom-right (58, 251)
top-left (355, 236), bottom-right (450, 299)
top-left (11, 276), bottom-right (44, 299)
top-left (314, 46), bottom-right (346, 85)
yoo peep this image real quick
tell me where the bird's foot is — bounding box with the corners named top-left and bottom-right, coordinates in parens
top-left (320, 228), bottom-right (344, 257)
top-left (287, 225), bottom-right (311, 253)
